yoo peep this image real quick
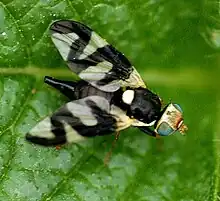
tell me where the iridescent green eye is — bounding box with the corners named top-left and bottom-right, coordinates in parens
top-left (157, 122), bottom-right (174, 136)
top-left (173, 104), bottom-right (183, 113)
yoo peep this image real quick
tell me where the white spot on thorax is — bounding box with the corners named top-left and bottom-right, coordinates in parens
top-left (122, 90), bottom-right (134, 105)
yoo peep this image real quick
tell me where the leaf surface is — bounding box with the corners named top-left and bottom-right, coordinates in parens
top-left (0, 0), bottom-right (219, 200)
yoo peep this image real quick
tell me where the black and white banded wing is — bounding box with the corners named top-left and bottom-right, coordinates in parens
top-left (26, 96), bottom-right (129, 146)
top-left (50, 20), bottom-right (146, 92)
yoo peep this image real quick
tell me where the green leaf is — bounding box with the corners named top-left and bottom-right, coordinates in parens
top-left (0, 0), bottom-right (219, 200)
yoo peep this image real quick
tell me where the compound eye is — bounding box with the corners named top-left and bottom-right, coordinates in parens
top-left (156, 122), bottom-right (175, 136)
top-left (173, 104), bottom-right (183, 113)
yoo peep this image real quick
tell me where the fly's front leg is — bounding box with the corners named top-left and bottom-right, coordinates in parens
top-left (138, 126), bottom-right (157, 137)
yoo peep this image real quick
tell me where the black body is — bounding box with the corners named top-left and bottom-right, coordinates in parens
top-left (26, 20), bottom-right (165, 147)
top-left (44, 76), bottom-right (161, 137)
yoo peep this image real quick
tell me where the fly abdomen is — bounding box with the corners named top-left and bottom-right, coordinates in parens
top-left (74, 80), bottom-right (113, 101)
top-left (44, 76), bottom-right (113, 101)
top-left (44, 76), bottom-right (77, 100)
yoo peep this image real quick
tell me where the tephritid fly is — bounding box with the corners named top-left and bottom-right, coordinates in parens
top-left (26, 20), bottom-right (188, 146)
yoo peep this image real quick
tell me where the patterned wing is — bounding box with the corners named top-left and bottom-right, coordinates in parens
top-left (26, 96), bottom-right (131, 146)
top-left (50, 20), bottom-right (146, 92)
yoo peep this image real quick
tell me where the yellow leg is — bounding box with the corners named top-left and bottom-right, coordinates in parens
top-left (104, 131), bottom-right (120, 165)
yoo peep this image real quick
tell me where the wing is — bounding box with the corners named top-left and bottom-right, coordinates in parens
top-left (50, 20), bottom-right (146, 92)
top-left (26, 96), bottom-right (132, 146)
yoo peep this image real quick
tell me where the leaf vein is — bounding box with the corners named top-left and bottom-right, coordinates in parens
top-left (0, 2), bottom-right (31, 65)
top-left (0, 80), bottom-right (40, 137)
top-left (40, 154), bottom-right (93, 201)
top-left (65, 0), bottom-right (81, 20)
top-left (213, 101), bottom-right (220, 201)
top-left (0, 67), bottom-right (215, 89)
top-left (16, 0), bottom-right (40, 21)
top-left (0, 81), bottom-right (42, 184)
top-left (0, 128), bottom-right (18, 184)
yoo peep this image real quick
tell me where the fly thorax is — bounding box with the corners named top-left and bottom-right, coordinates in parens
top-left (127, 88), bottom-right (162, 124)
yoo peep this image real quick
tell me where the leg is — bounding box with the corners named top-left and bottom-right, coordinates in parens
top-left (44, 76), bottom-right (77, 100)
top-left (104, 131), bottom-right (121, 166)
top-left (138, 127), bottom-right (157, 137)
